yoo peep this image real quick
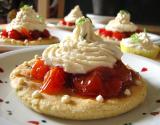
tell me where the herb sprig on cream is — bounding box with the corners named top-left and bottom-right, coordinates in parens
top-left (130, 34), bottom-right (141, 43)
top-left (43, 17), bottom-right (122, 74)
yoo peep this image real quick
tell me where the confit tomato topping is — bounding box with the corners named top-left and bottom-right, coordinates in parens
top-left (73, 71), bottom-right (104, 97)
top-left (0, 28), bottom-right (50, 40)
top-left (98, 28), bottom-right (112, 37)
top-left (40, 67), bottom-right (66, 94)
top-left (59, 19), bottom-right (75, 26)
top-left (66, 22), bottom-right (75, 26)
top-left (104, 79), bottom-right (123, 97)
top-left (29, 30), bottom-right (42, 39)
top-left (31, 59), bottom-right (50, 80)
top-left (59, 19), bottom-right (66, 25)
top-left (8, 30), bottom-right (22, 40)
top-left (98, 28), bottom-right (141, 40)
top-left (42, 29), bottom-right (50, 38)
top-left (112, 32), bottom-right (126, 40)
top-left (31, 60), bottom-right (137, 98)
top-left (1, 29), bottom-right (8, 37)
top-left (21, 28), bottom-right (31, 39)
top-left (73, 61), bottom-right (132, 98)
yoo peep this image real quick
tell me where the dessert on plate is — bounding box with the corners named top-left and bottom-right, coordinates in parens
top-left (10, 17), bottom-right (147, 120)
top-left (120, 31), bottom-right (160, 58)
top-left (57, 5), bottom-right (83, 30)
top-left (0, 5), bottom-right (59, 46)
top-left (96, 10), bottom-right (140, 44)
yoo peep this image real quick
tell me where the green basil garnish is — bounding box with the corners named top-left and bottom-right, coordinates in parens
top-left (130, 33), bottom-right (141, 43)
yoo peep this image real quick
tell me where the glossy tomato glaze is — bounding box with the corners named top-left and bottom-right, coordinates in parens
top-left (31, 59), bottom-right (140, 99)
top-left (0, 28), bottom-right (50, 41)
top-left (97, 28), bottom-right (141, 41)
top-left (59, 19), bottom-right (75, 26)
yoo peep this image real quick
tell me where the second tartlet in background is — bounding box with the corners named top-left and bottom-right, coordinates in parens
top-left (0, 5), bottom-right (59, 46)
top-left (96, 10), bottom-right (140, 44)
top-left (57, 5), bottom-right (83, 30)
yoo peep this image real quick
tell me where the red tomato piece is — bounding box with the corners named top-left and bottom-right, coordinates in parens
top-left (42, 29), bottom-right (50, 38)
top-left (98, 29), bottom-right (113, 37)
top-left (73, 71), bottom-right (104, 97)
top-left (8, 30), bottom-right (22, 40)
top-left (21, 28), bottom-right (31, 39)
top-left (31, 59), bottom-right (50, 80)
top-left (136, 29), bottom-right (142, 33)
top-left (114, 61), bottom-right (132, 82)
top-left (59, 19), bottom-right (66, 25)
top-left (112, 31), bottom-right (126, 40)
top-left (105, 79), bottom-right (123, 98)
top-left (1, 29), bottom-right (8, 37)
top-left (66, 22), bottom-right (75, 26)
top-left (103, 30), bottom-right (112, 37)
top-left (98, 28), bottom-right (106, 34)
top-left (29, 30), bottom-right (42, 39)
top-left (40, 67), bottom-right (66, 94)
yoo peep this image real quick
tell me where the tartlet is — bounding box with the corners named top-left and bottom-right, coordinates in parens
top-left (57, 5), bottom-right (83, 30)
top-left (10, 17), bottom-right (147, 120)
top-left (0, 6), bottom-right (59, 46)
top-left (96, 10), bottom-right (140, 44)
top-left (120, 32), bottom-right (160, 58)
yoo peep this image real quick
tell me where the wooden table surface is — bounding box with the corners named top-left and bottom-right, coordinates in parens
top-left (0, 18), bottom-right (160, 62)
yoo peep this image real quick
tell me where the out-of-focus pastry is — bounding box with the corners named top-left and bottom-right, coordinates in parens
top-left (0, 5), bottom-right (59, 46)
top-left (57, 5), bottom-right (83, 30)
top-left (96, 10), bottom-right (141, 44)
top-left (120, 31), bottom-right (160, 58)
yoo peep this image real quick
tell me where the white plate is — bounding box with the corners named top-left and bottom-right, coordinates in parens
top-left (0, 29), bottom-right (72, 52)
top-left (0, 47), bottom-right (160, 125)
top-left (86, 14), bottom-right (114, 24)
top-left (47, 23), bottom-right (74, 31)
top-left (47, 22), bottom-right (104, 31)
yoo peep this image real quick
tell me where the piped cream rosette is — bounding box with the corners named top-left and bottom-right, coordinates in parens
top-left (43, 17), bottom-right (122, 74)
top-left (105, 10), bottom-right (137, 32)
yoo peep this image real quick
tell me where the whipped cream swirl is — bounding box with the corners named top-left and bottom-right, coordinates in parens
top-left (6, 6), bottom-right (46, 32)
top-left (64, 5), bottom-right (83, 23)
top-left (42, 17), bottom-right (122, 74)
top-left (105, 10), bottom-right (137, 32)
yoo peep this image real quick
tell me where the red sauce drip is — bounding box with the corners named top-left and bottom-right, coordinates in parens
top-left (142, 113), bottom-right (147, 115)
top-left (0, 67), bottom-right (4, 73)
top-left (31, 60), bottom-right (139, 99)
top-left (97, 28), bottom-right (141, 40)
top-left (156, 99), bottom-right (160, 103)
top-left (0, 80), bottom-right (3, 83)
top-left (1, 29), bottom-right (50, 41)
top-left (150, 112), bottom-right (159, 116)
top-left (0, 98), bottom-right (3, 102)
top-left (141, 67), bottom-right (148, 72)
top-left (27, 121), bottom-right (39, 125)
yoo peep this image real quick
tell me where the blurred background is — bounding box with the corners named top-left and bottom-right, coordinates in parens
top-left (0, 0), bottom-right (160, 25)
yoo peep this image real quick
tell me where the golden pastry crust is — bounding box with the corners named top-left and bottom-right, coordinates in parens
top-left (0, 36), bottom-right (59, 46)
top-left (10, 59), bottom-right (147, 120)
